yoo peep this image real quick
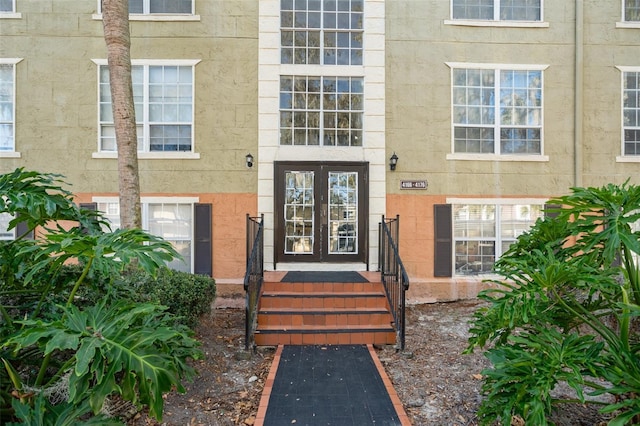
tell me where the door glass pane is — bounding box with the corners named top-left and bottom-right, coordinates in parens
top-left (284, 171), bottom-right (314, 254)
top-left (328, 171), bottom-right (357, 254)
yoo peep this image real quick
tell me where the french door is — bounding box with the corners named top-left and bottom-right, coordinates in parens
top-left (275, 162), bottom-right (368, 263)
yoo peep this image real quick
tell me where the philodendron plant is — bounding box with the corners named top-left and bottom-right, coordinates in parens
top-left (0, 168), bottom-right (201, 424)
top-left (466, 181), bottom-right (640, 425)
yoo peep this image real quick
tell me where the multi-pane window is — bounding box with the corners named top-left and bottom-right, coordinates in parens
top-left (452, 0), bottom-right (541, 21)
top-left (623, 71), bottom-right (640, 155)
top-left (452, 67), bottom-right (543, 155)
top-left (281, 0), bottom-right (364, 65)
top-left (0, 0), bottom-right (14, 12)
top-left (97, 201), bottom-right (193, 273)
top-left (0, 213), bottom-right (14, 240)
top-left (0, 64), bottom-right (15, 152)
top-left (625, 0), bottom-right (640, 21)
top-left (454, 203), bottom-right (543, 275)
top-left (99, 63), bottom-right (194, 153)
top-left (280, 75), bottom-right (363, 146)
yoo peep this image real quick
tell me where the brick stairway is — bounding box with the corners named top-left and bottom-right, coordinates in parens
top-left (254, 280), bottom-right (397, 346)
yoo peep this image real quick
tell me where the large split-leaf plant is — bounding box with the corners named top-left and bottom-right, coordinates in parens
top-left (466, 181), bottom-right (640, 425)
top-left (0, 168), bottom-right (201, 424)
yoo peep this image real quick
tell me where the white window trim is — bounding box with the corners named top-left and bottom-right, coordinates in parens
top-left (92, 196), bottom-right (200, 272)
top-left (447, 197), bottom-right (547, 277)
top-left (91, 59), bottom-right (201, 159)
top-left (447, 0), bottom-right (546, 26)
top-left (444, 20), bottom-right (548, 28)
top-left (616, 65), bottom-right (640, 161)
top-left (93, 0), bottom-right (200, 21)
top-left (446, 62), bottom-right (549, 160)
top-left (0, 0), bottom-right (19, 17)
top-left (618, 0), bottom-right (640, 26)
top-left (0, 58), bottom-right (23, 157)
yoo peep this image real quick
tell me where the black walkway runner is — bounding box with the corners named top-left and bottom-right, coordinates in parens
top-left (262, 345), bottom-right (403, 426)
top-left (281, 271), bottom-right (369, 283)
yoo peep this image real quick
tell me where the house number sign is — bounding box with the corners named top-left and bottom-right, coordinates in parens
top-left (400, 180), bottom-right (428, 190)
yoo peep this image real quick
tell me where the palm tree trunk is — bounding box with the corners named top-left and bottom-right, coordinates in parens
top-left (102, 0), bottom-right (141, 229)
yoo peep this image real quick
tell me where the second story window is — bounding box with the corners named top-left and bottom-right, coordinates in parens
top-left (451, 65), bottom-right (544, 156)
top-left (100, 0), bottom-right (194, 15)
top-left (280, 75), bottom-right (363, 146)
top-left (452, 0), bottom-right (541, 22)
top-left (98, 62), bottom-right (196, 154)
top-left (280, 0), bottom-right (364, 65)
top-left (625, 0), bottom-right (640, 22)
top-left (623, 71), bottom-right (640, 156)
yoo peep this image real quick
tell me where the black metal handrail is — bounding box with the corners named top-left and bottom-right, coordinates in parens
top-left (379, 215), bottom-right (410, 350)
top-left (244, 213), bottom-right (264, 351)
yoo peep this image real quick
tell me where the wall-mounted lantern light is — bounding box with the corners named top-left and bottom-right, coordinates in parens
top-left (389, 152), bottom-right (398, 171)
top-left (246, 153), bottom-right (254, 168)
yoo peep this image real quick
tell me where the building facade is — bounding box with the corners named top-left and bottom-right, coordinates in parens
top-left (1, 1), bottom-right (639, 301)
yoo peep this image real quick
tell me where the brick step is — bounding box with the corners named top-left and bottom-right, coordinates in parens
top-left (262, 281), bottom-right (383, 293)
top-left (258, 308), bottom-right (393, 328)
top-left (259, 292), bottom-right (388, 310)
top-left (254, 326), bottom-right (396, 346)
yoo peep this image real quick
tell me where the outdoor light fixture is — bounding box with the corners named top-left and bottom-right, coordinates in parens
top-left (246, 153), bottom-right (254, 168)
top-left (389, 152), bottom-right (398, 171)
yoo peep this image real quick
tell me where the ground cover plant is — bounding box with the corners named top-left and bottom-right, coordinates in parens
top-left (466, 181), bottom-right (640, 425)
top-left (0, 168), bottom-right (212, 424)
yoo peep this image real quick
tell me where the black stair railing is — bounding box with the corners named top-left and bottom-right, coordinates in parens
top-left (244, 213), bottom-right (264, 351)
top-left (379, 215), bottom-right (410, 350)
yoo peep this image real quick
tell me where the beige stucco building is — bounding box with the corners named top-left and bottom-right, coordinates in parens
top-left (1, 1), bottom-right (639, 302)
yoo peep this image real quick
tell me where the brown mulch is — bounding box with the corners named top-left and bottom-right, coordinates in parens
top-left (127, 300), bottom-right (611, 426)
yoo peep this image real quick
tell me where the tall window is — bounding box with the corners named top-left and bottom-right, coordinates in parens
top-left (280, 75), bottom-right (363, 146)
top-left (451, 66), bottom-right (543, 155)
top-left (454, 203), bottom-right (543, 275)
top-left (625, 0), bottom-right (640, 21)
top-left (623, 71), bottom-right (640, 155)
top-left (452, 0), bottom-right (541, 21)
top-left (280, 0), bottom-right (364, 65)
top-left (0, 63), bottom-right (15, 152)
top-left (97, 200), bottom-right (194, 273)
top-left (0, 0), bottom-right (14, 12)
top-left (98, 62), bottom-right (195, 153)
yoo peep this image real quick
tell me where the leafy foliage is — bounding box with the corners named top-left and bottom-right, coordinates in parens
top-left (466, 181), bottom-right (640, 425)
top-left (0, 168), bottom-right (205, 424)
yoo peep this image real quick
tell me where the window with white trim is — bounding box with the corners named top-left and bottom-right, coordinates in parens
top-left (0, 212), bottom-right (14, 240)
top-left (98, 62), bottom-right (195, 153)
top-left (97, 200), bottom-right (194, 273)
top-left (0, 0), bottom-right (14, 12)
top-left (451, 66), bottom-right (543, 155)
top-left (99, 0), bottom-right (194, 15)
top-left (0, 63), bottom-right (15, 152)
top-left (625, 0), bottom-right (640, 21)
top-left (280, 0), bottom-right (363, 66)
top-left (452, 0), bottom-right (541, 21)
top-left (623, 70), bottom-right (640, 156)
top-left (280, 75), bottom-right (363, 146)
top-left (453, 203), bottom-right (543, 275)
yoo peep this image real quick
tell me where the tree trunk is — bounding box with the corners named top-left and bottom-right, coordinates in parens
top-left (102, 0), bottom-right (141, 229)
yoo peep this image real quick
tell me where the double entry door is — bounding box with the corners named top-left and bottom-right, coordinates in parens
top-left (275, 162), bottom-right (368, 264)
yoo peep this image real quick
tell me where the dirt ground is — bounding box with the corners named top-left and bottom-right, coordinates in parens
top-left (128, 300), bottom-right (611, 426)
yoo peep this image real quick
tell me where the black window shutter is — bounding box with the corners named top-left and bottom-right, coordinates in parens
top-left (544, 204), bottom-right (561, 219)
top-left (434, 204), bottom-right (452, 277)
top-left (79, 203), bottom-right (98, 234)
top-left (194, 203), bottom-right (212, 276)
top-left (15, 221), bottom-right (34, 240)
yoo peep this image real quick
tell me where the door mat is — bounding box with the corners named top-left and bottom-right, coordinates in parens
top-left (263, 345), bottom-right (403, 426)
top-left (281, 270), bottom-right (369, 283)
